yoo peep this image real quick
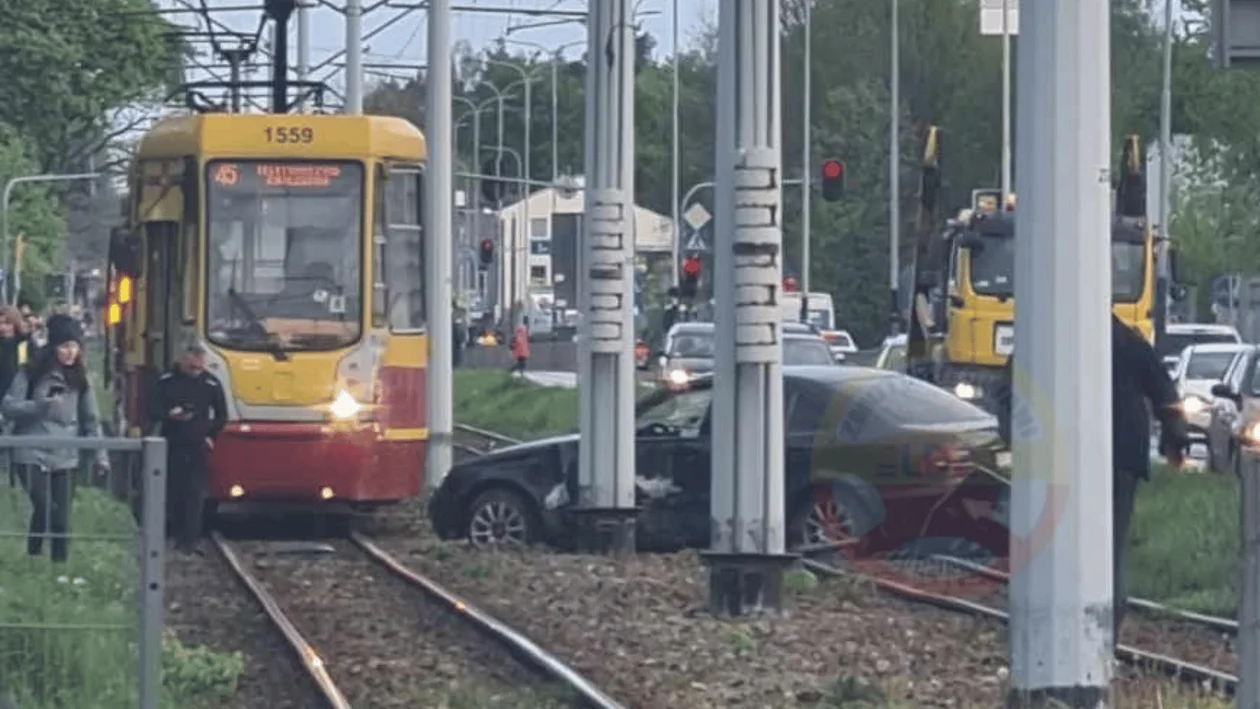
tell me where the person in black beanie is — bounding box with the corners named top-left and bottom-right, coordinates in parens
top-left (2, 313), bottom-right (109, 562)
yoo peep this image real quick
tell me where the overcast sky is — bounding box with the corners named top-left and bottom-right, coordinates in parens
top-left (157, 0), bottom-right (719, 99)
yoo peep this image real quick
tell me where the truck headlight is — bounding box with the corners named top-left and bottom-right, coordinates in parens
top-left (954, 382), bottom-right (982, 400)
top-left (329, 389), bottom-right (364, 420)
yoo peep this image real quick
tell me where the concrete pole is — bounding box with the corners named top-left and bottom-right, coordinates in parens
top-left (552, 58), bottom-right (560, 182)
top-left (522, 76), bottom-right (533, 324)
top-left (424, 0), bottom-right (454, 493)
top-left (297, 0), bottom-right (309, 109)
top-left (1243, 388), bottom-right (1260, 707)
top-left (889, 0), bottom-right (901, 332)
top-left (705, 0), bottom-right (791, 616)
top-left (670, 0), bottom-right (681, 289)
top-left (345, 0), bottom-right (363, 113)
top-left (800, 0), bottom-right (811, 321)
top-left (1006, 0), bottom-right (1113, 704)
top-left (576, 0), bottom-right (638, 553)
top-left (1000, 0), bottom-right (1012, 202)
top-left (1156, 0), bottom-right (1174, 350)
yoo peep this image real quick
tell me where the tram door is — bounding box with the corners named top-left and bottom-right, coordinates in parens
top-left (375, 165), bottom-right (427, 441)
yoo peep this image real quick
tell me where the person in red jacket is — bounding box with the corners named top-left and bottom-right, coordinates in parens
top-left (509, 320), bottom-right (530, 376)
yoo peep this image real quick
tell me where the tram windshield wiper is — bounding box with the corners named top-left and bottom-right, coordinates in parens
top-left (228, 288), bottom-right (290, 361)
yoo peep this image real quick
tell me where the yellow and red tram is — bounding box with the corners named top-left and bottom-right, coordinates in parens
top-left (107, 113), bottom-right (429, 509)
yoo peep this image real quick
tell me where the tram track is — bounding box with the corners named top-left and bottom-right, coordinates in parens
top-left (211, 529), bottom-right (625, 709)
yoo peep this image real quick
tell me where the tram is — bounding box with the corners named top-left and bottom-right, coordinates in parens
top-left (105, 98), bottom-right (428, 509)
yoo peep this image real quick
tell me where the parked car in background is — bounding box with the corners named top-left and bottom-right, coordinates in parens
top-left (1172, 343), bottom-right (1246, 440)
top-left (875, 334), bottom-right (907, 371)
top-left (1158, 323), bottom-right (1242, 373)
top-left (1207, 345), bottom-right (1260, 474)
top-left (429, 365), bottom-right (1009, 564)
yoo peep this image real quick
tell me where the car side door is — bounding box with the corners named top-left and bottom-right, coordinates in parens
top-left (1213, 352), bottom-right (1249, 456)
top-left (633, 387), bottom-right (714, 550)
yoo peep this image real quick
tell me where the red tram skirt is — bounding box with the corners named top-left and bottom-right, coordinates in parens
top-left (206, 421), bottom-right (424, 504)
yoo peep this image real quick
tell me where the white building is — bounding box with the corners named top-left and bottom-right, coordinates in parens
top-left (493, 180), bottom-right (674, 317)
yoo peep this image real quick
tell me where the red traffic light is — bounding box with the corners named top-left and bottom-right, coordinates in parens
top-left (480, 239), bottom-right (493, 252)
top-left (783, 276), bottom-right (798, 292)
top-left (682, 257), bottom-right (701, 277)
top-left (822, 159), bottom-right (843, 179)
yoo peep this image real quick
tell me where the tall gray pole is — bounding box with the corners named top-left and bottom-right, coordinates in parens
top-left (424, 0), bottom-right (454, 492)
top-left (522, 77), bottom-right (532, 322)
top-left (889, 0), bottom-right (900, 331)
top-left (345, 0), bottom-right (363, 113)
top-left (1000, 0), bottom-right (1012, 201)
top-left (1156, 0), bottom-right (1174, 347)
top-left (670, 0), bottom-right (681, 289)
top-left (297, 0), bottom-right (309, 109)
top-left (576, 0), bottom-right (638, 553)
top-left (706, 0), bottom-right (790, 615)
top-left (1007, 0), bottom-right (1113, 703)
top-left (552, 58), bottom-right (560, 182)
top-left (799, 0), bottom-right (812, 321)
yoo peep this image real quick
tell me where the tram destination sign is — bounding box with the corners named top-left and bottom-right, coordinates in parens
top-left (210, 162), bottom-right (353, 190)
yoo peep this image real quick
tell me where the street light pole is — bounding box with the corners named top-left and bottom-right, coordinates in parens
top-left (889, 0), bottom-right (900, 331)
top-left (800, 0), bottom-right (812, 321)
top-left (345, 0), bottom-right (363, 113)
top-left (1156, 0), bottom-right (1174, 346)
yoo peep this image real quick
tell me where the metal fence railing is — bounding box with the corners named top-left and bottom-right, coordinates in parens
top-left (0, 435), bottom-right (165, 709)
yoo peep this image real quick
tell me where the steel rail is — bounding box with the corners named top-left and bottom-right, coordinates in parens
top-left (930, 554), bottom-right (1240, 635)
top-left (350, 533), bottom-right (627, 709)
top-left (801, 558), bottom-right (1238, 695)
top-left (211, 533), bottom-right (351, 709)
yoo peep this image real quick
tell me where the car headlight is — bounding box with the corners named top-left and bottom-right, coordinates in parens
top-left (1181, 395), bottom-right (1209, 416)
top-left (954, 382), bottom-right (982, 400)
top-left (1245, 421), bottom-right (1260, 444)
top-left (329, 389), bottom-right (364, 420)
top-left (665, 368), bottom-right (690, 387)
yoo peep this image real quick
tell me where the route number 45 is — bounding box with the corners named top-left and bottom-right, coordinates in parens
top-left (264, 127), bottom-right (314, 144)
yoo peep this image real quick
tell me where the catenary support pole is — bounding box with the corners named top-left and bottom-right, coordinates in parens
top-left (296, 0), bottom-right (309, 109)
top-left (704, 0), bottom-right (793, 616)
top-left (1242, 442), bottom-right (1260, 707)
top-left (575, 0), bottom-right (638, 553)
top-left (1006, 0), bottom-right (1113, 705)
top-left (1000, 0), bottom-right (1012, 202)
top-left (425, 0), bottom-right (454, 493)
top-left (345, 0), bottom-right (363, 113)
top-left (670, 0), bottom-right (681, 289)
top-left (889, 0), bottom-right (900, 332)
top-left (799, 0), bottom-right (812, 322)
top-left (1155, 0), bottom-right (1173, 350)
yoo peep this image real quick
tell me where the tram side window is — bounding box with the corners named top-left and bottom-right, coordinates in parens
top-left (372, 167), bottom-right (388, 329)
top-left (384, 168), bottom-right (425, 332)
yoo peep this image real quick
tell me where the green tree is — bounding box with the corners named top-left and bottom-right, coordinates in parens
top-left (0, 125), bottom-right (65, 294)
top-left (0, 0), bottom-right (178, 172)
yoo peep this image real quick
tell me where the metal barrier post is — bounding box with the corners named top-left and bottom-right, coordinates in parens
top-left (138, 437), bottom-right (167, 709)
top-left (1241, 448), bottom-right (1260, 708)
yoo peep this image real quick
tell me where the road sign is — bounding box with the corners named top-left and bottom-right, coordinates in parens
top-left (683, 202), bottom-right (712, 231)
top-left (684, 226), bottom-right (708, 252)
top-left (979, 0), bottom-right (1019, 35)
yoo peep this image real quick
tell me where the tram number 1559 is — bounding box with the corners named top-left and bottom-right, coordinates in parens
top-left (264, 127), bottom-right (314, 144)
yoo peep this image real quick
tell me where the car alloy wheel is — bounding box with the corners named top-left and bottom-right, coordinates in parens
top-left (467, 489), bottom-right (533, 548)
top-left (800, 496), bottom-right (855, 553)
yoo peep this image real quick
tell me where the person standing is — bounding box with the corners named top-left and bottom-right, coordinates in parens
top-left (509, 319), bottom-right (530, 377)
top-left (997, 313), bottom-right (1188, 639)
top-left (2, 314), bottom-right (109, 563)
top-left (151, 343), bottom-right (227, 553)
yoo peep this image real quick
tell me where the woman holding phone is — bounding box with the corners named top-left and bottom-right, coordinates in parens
top-left (2, 314), bottom-right (109, 562)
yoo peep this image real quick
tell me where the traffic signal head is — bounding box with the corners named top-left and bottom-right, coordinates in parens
top-left (479, 239), bottom-right (494, 269)
top-left (680, 257), bottom-right (701, 299)
top-left (821, 159), bottom-right (845, 202)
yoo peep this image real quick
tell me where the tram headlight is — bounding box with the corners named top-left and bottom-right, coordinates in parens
top-left (329, 389), bottom-right (364, 420)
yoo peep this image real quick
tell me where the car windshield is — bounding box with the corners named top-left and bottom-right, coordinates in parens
top-left (1159, 332), bottom-right (1240, 359)
top-left (668, 332), bottom-right (714, 358)
top-left (205, 160), bottom-right (363, 352)
top-left (1185, 351), bottom-right (1238, 381)
top-left (636, 386), bottom-right (710, 437)
top-left (965, 235), bottom-right (1147, 301)
top-left (806, 309), bottom-right (832, 330)
top-left (879, 343), bottom-right (906, 370)
top-left (784, 337), bottom-right (837, 365)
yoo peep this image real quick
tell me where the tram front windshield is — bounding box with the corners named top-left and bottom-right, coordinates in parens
top-left (204, 160), bottom-right (364, 352)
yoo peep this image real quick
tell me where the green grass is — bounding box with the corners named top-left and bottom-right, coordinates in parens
top-left (454, 370), bottom-right (578, 439)
top-left (1128, 466), bottom-right (1238, 616)
top-left (0, 484), bottom-right (243, 709)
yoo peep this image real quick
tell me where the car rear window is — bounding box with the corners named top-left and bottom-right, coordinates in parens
top-left (829, 373), bottom-right (993, 441)
top-left (784, 337), bottom-right (836, 366)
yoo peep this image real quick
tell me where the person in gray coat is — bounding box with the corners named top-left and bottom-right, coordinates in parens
top-left (2, 315), bottom-right (108, 562)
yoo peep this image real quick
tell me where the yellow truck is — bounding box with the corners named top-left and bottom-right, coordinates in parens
top-left (904, 130), bottom-right (1179, 415)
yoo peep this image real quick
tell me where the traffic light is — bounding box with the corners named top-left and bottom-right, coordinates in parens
top-left (478, 239), bottom-right (494, 270)
top-left (680, 256), bottom-right (701, 299)
top-left (821, 159), bottom-right (845, 202)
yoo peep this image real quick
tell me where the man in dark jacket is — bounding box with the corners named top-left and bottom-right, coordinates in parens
top-left (151, 343), bottom-right (228, 553)
top-left (998, 314), bottom-right (1188, 637)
